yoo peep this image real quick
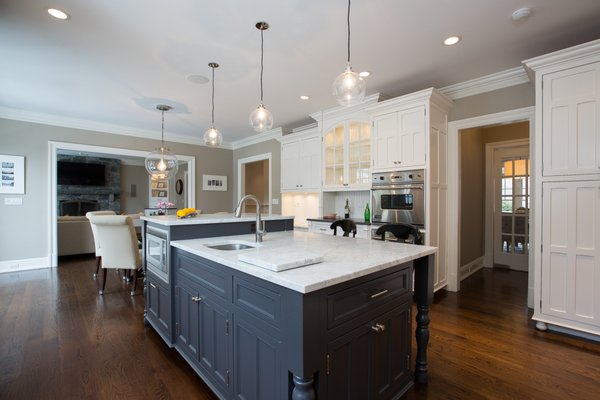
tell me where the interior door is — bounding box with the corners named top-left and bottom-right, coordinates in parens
top-left (493, 145), bottom-right (530, 271)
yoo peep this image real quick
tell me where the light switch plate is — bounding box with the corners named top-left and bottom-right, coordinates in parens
top-left (4, 197), bottom-right (23, 205)
top-left (272, 198), bottom-right (279, 205)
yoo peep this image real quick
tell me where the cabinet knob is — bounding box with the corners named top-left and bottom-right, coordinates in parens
top-left (191, 296), bottom-right (202, 302)
top-left (371, 323), bottom-right (386, 333)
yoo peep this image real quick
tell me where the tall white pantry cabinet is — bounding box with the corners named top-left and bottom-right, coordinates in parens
top-left (525, 39), bottom-right (600, 337)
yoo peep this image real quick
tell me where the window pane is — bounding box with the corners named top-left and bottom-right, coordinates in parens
top-left (514, 236), bottom-right (527, 254)
top-left (502, 215), bottom-right (513, 234)
top-left (502, 178), bottom-right (513, 196)
top-left (514, 159), bottom-right (527, 176)
top-left (503, 160), bottom-right (513, 176)
top-left (502, 235), bottom-right (513, 253)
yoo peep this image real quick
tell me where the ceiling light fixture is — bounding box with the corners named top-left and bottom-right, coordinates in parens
top-left (332, 0), bottom-right (366, 107)
top-left (512, 7), bottom-right (532, 21)
top-left (145, 105), bottom-right (178, 179)
top-left (249, 22), bottom-right (273, 133)
top-left (47, 8), bottom-right (69, 20)
top-left (359, 71), bottom-right (371, 77)
top-left (444, 36), bottom-right (462, 46)
top-left (300, 95), bottom-right (310, 100)
top-left (204, 62), bottom-right (223, 147)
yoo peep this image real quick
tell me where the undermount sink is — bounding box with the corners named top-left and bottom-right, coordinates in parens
top-left (204, 241), bottom-right (258, 251)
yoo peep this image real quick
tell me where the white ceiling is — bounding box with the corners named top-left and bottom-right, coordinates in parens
top-left (1, 0), bottom-right (600, 146)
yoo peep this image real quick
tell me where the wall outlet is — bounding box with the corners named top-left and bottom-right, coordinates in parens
top-left (4, 197), bottom-right (23, 205)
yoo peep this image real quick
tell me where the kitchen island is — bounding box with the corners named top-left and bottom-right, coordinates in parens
top-left (161, 230), bottom-right (435, 400)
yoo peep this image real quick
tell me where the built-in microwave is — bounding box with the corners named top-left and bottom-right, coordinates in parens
top-left (145, 226), bottom-right (169, 283)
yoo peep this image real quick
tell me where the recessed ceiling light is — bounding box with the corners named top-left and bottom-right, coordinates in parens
top-left (444, 36), bottom-right (461, 46)
top-left (186, 74), bottom-right (209, 84)
top-left (47, 8), bottom-right (69, 20)
top-left (512, 7), bottom-right (532, 21)
top-left (359, 71), bottom-right (371, 78)
top-left (300, 95), bottom-right (310, 100)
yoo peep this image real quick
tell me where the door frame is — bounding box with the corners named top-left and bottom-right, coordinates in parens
top-left (236, 153), bottom-right (272, 215)
top-left (48, 141), bottom-right (196, 267)
top-left (485, 139), bottom-right (530, 271)
top-left (447, 107), bottom-right (535, 304)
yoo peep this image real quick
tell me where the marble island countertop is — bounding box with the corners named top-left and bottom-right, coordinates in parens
top-left (171, 231), bottom-right (436, 293)
top-left (141, 213), bottom-right (293, 226)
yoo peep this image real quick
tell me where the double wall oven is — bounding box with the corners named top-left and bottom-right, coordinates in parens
top-left (371, 169), bottom-right (425, 244)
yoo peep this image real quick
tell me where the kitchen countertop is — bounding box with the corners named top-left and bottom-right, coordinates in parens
top-left (171, 230), bottom-right (436, 293)
top-left (306, 217), bottom-right (373, 226)
top-left (141, 213), bottom-right (293, 226)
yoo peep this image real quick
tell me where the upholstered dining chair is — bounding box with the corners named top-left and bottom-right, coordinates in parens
top-left (86, 210), bottom-right (116, 278)
top-left (330, 219), bottom-right (357, 238)
top-left (87, 215), bottom-right (141, 296)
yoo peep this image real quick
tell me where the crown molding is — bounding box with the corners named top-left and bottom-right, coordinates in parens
top-left (0, 106), bottom-right (234, 149)
top-left (523, 38), bottom-right (600, 76)
top-left (438, 66), bottom-right (530, 100)
top-left (309, 93), bottom-right (383, 122)
top-left (230, 127), bottom-right (284, 150)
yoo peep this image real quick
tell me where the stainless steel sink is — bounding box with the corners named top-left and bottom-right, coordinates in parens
top-left (206, 243), bottom-right (256, 251)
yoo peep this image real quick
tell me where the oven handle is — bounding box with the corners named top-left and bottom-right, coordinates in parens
top-left (371, 184), bottom-right (424, 190)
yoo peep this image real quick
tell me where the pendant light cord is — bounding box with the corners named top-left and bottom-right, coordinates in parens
top-left (211, 66), bottom-right (215, 125)
top-left (160, 109), bottom-right (165, 148)
top-left (260, 27), bottom-right (264, 103)
top-left (347, 0), bottom-right (351, 64)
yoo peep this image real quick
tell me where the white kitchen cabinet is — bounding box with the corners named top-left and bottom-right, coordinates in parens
top-left (280, 127), bottom-right (321, 192)
top-left (372, 106), bottom-right (426, 170)
top-left (541, 62), bottom-right (600, 177)
top-left (525, 38), bottom-right (600, 337)
top-left (541, 181), bottom-right (600, 333)
top-left (323, 121), bottom-right (371, 190)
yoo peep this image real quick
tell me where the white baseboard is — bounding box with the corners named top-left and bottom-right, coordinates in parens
top-left (460, 256), bottom-right (484, 281)
top-left (0, 256), bottom-right (52, 274)
top-left (547, 324), bottom-right (600, 343)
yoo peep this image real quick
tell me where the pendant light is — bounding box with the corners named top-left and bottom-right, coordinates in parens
top-left (332, 0), bottom-right (366, 107)
top-left (249, 21), bottom-right (273, 132)
top-left (204, 62), bottom-right (223, 146)
top-left (145, 104), bottom-right (179, 179)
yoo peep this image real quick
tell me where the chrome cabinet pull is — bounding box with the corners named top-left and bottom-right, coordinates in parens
top-left (370, 289), bottom-right (389, 299)
top-left (371, 323), bottom-right (385, 333)
top-left (149, 282), bottom-right (157, 289)
top-left (191, 296), bottom-right (202, 302)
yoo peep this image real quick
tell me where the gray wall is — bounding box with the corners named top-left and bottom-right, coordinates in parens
top-left (232, 139), bottom-right (282, 215)
top-left (120, 164), bottom-right (149, 214)
top-left (0, 118), bottom-right (233, 262)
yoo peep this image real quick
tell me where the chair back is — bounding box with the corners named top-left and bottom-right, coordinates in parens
top-left (86, 210), bottom-right (116, 256)
top-left (330, 219), bottom-right (357, 238)
top-left (375, 223), bottom-right (422, 244)
top-left (87, 215), bottom-right (141, 270)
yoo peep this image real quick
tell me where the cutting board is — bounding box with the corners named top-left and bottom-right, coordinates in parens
top-left (238, 248), bottom-right (324, 272)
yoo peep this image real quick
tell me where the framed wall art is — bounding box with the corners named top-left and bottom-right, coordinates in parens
top-left (202, 174), bottom-right (227, 191)
top-left (0, 155), bottom-right (25, 194)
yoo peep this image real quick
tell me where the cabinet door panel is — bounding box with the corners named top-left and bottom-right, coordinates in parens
top-left (199, 297), bottom-right (231, 393)
top-left (399, 107), bottom-right (426, 167)
top-left (281, 141), bottom-right (301, 190)
top-left (300, 136), bottom-right (322, 189)
top-left (146, 274), bottom-right (171, 333)
top-left (542, 181), bottom-right (600, 325)
top-left (175, 285), bottom-right (199, 360)
top-left (373, 114), bottom-right (398, 170)
top-left (542, 62), bottom-right (600, 176)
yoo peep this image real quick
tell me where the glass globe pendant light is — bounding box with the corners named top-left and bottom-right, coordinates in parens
top-left (249, 21), bottom-right (273, 132)
top-left (332, 0), bottom-right (366, 107)
top-left (203, 62), bottom-right (223, 146)
top-left (145, 104), bottom-right (179, 179)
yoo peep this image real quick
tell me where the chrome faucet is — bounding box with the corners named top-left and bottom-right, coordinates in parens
top-left (234, 194), bottom-right (265, 242)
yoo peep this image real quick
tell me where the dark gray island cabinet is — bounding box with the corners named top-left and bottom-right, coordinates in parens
top-left (161, 231), bottom-right (435, 400)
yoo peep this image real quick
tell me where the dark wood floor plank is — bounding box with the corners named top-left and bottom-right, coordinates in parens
top-left (1, 256), bottom-right (599, 399)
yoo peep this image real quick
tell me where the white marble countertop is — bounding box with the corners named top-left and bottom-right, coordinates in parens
top-left (141, 213), bottom-right (294, 226)
top-left (171, 231), bottom-right (436, 293)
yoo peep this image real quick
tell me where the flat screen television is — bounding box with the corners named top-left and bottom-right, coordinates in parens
top-left (57, 161), bottom-right (105, 186)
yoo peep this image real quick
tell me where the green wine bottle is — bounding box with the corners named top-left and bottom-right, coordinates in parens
top-left (364, 203), bottom-right (370, 223)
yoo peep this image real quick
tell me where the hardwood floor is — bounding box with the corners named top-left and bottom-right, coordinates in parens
top-left (1, 257), bottom-right (599, 399)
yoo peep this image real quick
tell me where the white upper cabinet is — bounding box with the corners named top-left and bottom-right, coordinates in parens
top-left (280, 127), bottom-right (321, 192)
top-left (541, 62), bottom-right (600, 177)
top-left (323, 120), bottom-right (371, 190)
top-left (372, 106), bottom-right (426, 170)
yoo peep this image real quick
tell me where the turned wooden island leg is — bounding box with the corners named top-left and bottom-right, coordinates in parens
top-left (292, 375), bottom-right (316, 400)
top-left (413, 254), bottom-right (435, 384)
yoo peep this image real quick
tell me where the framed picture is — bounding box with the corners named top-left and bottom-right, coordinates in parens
top-left (156, 181), bottom-right (166, 189)
top-left (202, 174), bottom-right (227, 191)
top-left (0, 155), bottom-right (25, 194)
top-left (157, 190), bottom-right (167, 197)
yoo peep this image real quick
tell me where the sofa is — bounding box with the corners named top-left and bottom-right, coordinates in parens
top-left (57, 216), bottom-right (96, 256)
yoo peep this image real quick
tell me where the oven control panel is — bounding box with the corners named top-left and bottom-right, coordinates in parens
top-left (371, 169), bottom-right (424, 186)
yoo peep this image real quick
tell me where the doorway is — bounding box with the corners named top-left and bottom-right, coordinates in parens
top-left (237, 153), bottom-right (272, 215)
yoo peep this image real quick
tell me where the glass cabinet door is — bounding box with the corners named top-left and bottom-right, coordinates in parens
top-left (324, 124), bottom-right (345, 186)
top-left (347, 122), bottom-right (371, 186)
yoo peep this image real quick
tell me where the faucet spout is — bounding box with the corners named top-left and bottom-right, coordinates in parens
top-left (234, 195), bottom-right (265, 242)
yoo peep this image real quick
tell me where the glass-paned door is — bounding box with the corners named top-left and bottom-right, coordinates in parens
top-left (324, 124), bottom-right (345, 186)
top-left (347, 122), bottom-right (371, 186)
top-left (494, 145), bottom-right (530, 271)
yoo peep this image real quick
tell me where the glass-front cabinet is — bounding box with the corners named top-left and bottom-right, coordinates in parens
top-left (324, 121), bottom-right (371, 189)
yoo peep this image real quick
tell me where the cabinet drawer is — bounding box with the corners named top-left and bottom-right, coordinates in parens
top-left (327, 265), bottom-right (411, 329)
top-left (174, 249), bottom-right (230, 302)
top-left (233, 276), bottom-right (282, 331)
